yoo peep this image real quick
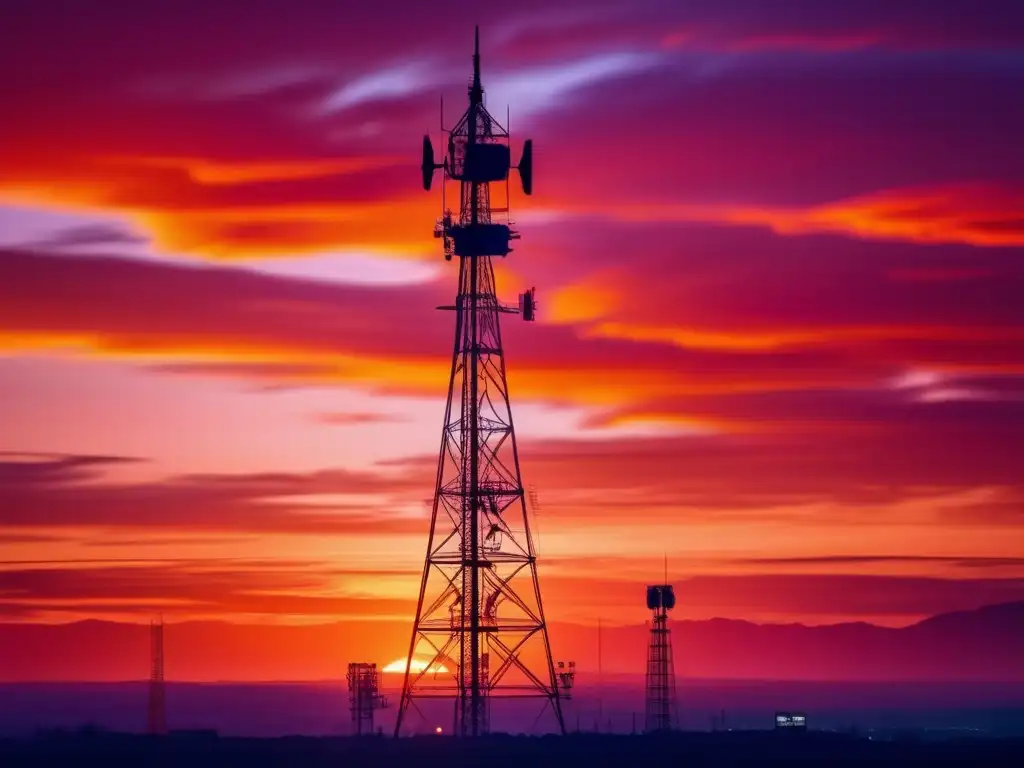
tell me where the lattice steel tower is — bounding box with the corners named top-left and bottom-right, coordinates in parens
top-left (148, 616), bottom-right (167, 736)
top-left (644, 584), bottom-right (677, 732)
top-left (347, 662), bottom-right (387, 735)
top-left (394, 27), bottom-right (564, 738)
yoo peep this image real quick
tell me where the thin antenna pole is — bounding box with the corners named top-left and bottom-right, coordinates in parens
top-left (506, 103), bottom-right (511, 219)
top-left (441, 95), bottom-right (447, 221)
top-left (148, 616), bottom-right (167, 736)
top-left (472, 25), bottom-right (481, 100)
top-left (597, 617), bottom-right (603, 724)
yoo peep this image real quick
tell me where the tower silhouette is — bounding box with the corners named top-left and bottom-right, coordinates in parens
top-left (147, 616), bottom-right (167, 736)
top-left (644, 584), bottom-right (676, 732)
top-left (394, 27), bottom-right (563, 737)
top-left (347, 662), bottom-right (387, 735)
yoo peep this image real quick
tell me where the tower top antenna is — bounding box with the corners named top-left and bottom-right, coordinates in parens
top-left (471, 25), bottom-right (483, 104)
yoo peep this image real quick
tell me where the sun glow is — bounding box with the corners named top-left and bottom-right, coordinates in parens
top-left (382, 657), bottom-right (449, 674)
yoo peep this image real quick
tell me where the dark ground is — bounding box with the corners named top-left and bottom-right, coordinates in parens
top-left (4, 680), bottom-right (1022, 737)
top-left (2, 731), bottom-right (1023, 767)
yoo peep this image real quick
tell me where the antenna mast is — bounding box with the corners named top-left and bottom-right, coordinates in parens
top-left (147, 616), bottom-right (167, 736)
top-left (598, 617), bottom-right (603, 726)
top-left (397, 26), bottom-right (558, 738)
top-left (644, 583), bottom-right (677, 733)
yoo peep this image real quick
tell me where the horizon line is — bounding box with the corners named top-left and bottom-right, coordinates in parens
top-left (2, 599), bottom-right (1019, 631)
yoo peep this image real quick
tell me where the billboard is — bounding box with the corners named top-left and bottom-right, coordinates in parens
top-left (775, 712), bottom-right (808, 729)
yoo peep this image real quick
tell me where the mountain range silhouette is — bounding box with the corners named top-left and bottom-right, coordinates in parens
top-left (2, 601), bottom-right (1020, 682)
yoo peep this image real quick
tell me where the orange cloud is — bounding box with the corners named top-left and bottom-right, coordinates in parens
top-left (775, 184), bottom-right (1024, 247)
top-left (582, 321), bottom-right (1024, 353)
top-left (104, 155), bottom-right (408, 185)
top-left (546, 270), bottom-right (621, 325)
top-left (581, 184), bottom-right (1024, 248)
top-left (6, 249), bottom-right (908, 411)
top-left (4, 193), bottom-right (437, 260)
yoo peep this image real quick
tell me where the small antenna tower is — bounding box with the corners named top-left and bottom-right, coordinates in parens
top-left (597, 617), bottom-right (604, 726)
top-left (147, 616), bottom-right (167, 736)
top-left (644, 578), bottom-right (677, 733)
top-left (556, 660), bottom-right (576, 698)
top-left (395, 26), bottom-right (562, 738)
top-left (347, 662), bottom-right (388, 735)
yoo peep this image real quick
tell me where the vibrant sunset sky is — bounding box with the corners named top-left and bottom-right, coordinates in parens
top-left (1, 0), bottom-right (1023, 650)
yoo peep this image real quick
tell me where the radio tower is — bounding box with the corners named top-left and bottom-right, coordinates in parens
top-left (644, 580), bottom-right (677, 733)
top-left (394, 27), bottom-right (564, 738)
top-left (147, 616), bottom-right (167, 736)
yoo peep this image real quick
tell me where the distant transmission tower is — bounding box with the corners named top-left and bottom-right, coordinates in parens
top-left (394, 27), bottom-right (564, 738)
top-left (347, 662), bottom-right (388, 735)
top-left (644, 584), bottom-right (677, 733)
top-left (147, 616), bottom-right (167, 736)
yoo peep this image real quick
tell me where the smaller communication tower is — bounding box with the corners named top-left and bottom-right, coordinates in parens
top-left (644, 584), bottom-right (677, 733)
top-left (347, 662), bottom-right (387, 735)
top-left (555, 660), bottom-right (576, 698)
top-left (147, 616), bottom-right (167, 736)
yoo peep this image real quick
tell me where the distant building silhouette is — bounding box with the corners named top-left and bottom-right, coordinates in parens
top-left (775, 712), bottom-right (808, 731)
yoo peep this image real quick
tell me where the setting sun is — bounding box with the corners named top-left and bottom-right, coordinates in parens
top-left (382, 657), bottom-right (450, 675)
